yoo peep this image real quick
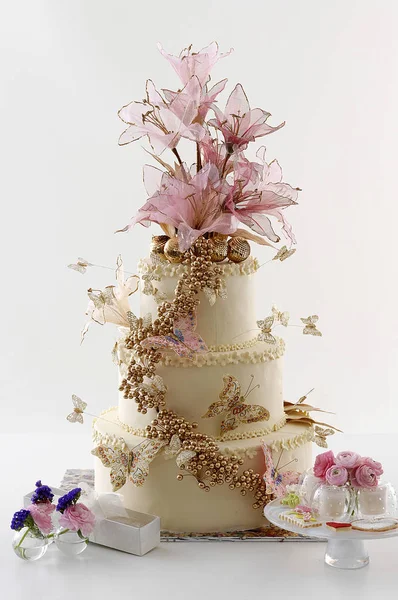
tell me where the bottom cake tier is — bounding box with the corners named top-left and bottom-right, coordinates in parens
top-left (93, 407), bottom-right (313, 533)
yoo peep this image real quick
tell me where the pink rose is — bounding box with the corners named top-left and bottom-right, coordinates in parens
top-left (28, 502), bottom-right (55, 535)
top-left (325, 465), bottom-right (348, 486)
top-left (351, 464), bottom-right (379, 489)
top-left (313, 450), bottom-right (335, 480)
top-left (359, 457), bottom-right (383, 477)
top-left (335, 451), bottom-right (361, 470)
top-left (59, 503), bottom-right (96, 537)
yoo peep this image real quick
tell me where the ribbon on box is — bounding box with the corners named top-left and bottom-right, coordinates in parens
top-left (78, 482), bottom-right (129, 525)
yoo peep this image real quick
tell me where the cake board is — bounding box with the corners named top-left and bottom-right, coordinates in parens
top-left (61, 470), bottom-right (323, 542)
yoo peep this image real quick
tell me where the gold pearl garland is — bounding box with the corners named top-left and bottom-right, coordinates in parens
top-left (119, 235), bottom-right (270, 512)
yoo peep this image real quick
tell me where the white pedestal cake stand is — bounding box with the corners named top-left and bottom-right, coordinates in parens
top-left (264, 499), bottom-right (398, 569)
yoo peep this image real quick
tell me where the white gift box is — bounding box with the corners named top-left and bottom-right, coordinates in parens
top-left (89, 509), bottom-right (160, 556)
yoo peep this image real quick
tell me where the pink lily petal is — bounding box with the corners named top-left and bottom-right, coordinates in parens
top-left (157, 42), bottom-right (232, 86)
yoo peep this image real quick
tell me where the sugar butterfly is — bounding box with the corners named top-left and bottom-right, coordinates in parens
top-left (164, 434), bottom-right (197, 468)
top-left (202, 375), bottom-right (270, 434)
top-left (313, 426), bottom-right (335, 448)
top-left (66, 395), bottom-right (87, 424)
top-left (273, 246), bottom-right (296, 262)
top-left (301, 315), bottom-right (322, 337)
top-left (262, 444), bottom-right (299, 498)
top-left (272, 305), bottom-right (289, 327)
top-left (92, 438), bottom-right (166, 491)
top-left (257, 316), bottom-right (276, 344)
top-left (68, 257), bottom-right (92, 274)
top-left (141, 312), bottom-right (208, 360)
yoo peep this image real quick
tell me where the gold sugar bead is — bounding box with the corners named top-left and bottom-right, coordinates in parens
top-left (176, 474), bottom-right (183, 481)
top-left (209, 237), bottom-right (228, 262)
top-left (227, 237), bottom-right (251, 263)
top-left (164, 237), bottom-right (184, 263)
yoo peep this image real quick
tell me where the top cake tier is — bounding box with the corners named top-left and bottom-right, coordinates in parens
top-left (139, 256), bottom-right (260, 348)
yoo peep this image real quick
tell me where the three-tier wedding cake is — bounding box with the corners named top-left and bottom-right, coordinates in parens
top-left (80, 42), bottom-right (333, 532)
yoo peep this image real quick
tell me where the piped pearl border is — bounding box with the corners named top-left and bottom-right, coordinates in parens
top-left (94, 407), bottom-right (287, 443)
top-left (159, 338), bottom-right (285, 368)
top-left (138, 256), bottom-right (260, 279)
top-left (93, 410), bottom-right (313, 461)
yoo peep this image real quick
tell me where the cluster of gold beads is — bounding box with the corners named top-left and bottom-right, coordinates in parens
top-left (228, 471), bottom-right (269, 509)
top-left (152, 234), bottom-right (251, 265)
top-left (145, 409), bottom-right (199, 442)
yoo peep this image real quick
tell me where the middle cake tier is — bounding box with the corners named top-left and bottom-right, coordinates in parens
top-left (118, 338), bottom-right (286, 439)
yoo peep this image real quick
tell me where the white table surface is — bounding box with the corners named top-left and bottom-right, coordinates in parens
top-left (2, 432), bottom-right (398, 600)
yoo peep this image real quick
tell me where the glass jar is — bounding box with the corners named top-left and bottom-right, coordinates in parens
top-left (312, 484), bottom-right (353, 521)
top-left (12, 528), bottom-right (49, 561)
top-left (357, 482), bottom-right (398, 518)
top-left (54, 528), bottom-right (88, 556)
top-left (298, 469), bottom-right (322, 505)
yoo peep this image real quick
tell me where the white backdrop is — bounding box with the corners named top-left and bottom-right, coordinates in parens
top-left (1, 0), bottom-right (397, 436)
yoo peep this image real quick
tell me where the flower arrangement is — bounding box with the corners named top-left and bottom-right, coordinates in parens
top-left (117, 42), bottom-right (299, 253)
top-left (56, 487), bottom-right (96, 540)
top-left (11, 481), bottom-right (56, 559)
top-left (11, 481), bottom-right (96, 560)
top-left (314, 450), bottom-right (383, 489)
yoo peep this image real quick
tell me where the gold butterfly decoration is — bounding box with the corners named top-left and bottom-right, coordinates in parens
top-left (126, 310), bottom-right (152, 331)
top-left (257, 316), bottom-right (276, 344)
top-left (272, 305), bottom-right (289, 327)
top-left (164, 434), bottom-right (197, 468)
top-left (202, 375), bottom-right (270, 435)
top-left (141, 271), bottom-right (161, 296)
top-left (273, 246), bottom-right (296, 262)
top-left (68, 257), bottom-right (93, 274)
top-left (87, 287), bottom-right (116, 325)
top-left (66, 395), bottom-right (87, 424)
top-left (203, 280), bottom-right (227, 306)
top-left (313, 426), bottom-right (335, 448)
top-left (92, 438), bottom-right (166, 491)
top-left (301, 315), bottom-right (322, 336)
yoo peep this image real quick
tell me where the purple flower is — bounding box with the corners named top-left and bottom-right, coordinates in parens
top-left (56, 488), bottom-right (82, 513)
top-left (11, 509), bottom-right (33, 531)
top-left (31, 481), bottom-right (54, 504)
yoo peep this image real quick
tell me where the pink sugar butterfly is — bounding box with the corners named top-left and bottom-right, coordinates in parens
top-left (141, 312), bottom-right (208, 360)
top-left (262, 443), bottom-right (299, 498)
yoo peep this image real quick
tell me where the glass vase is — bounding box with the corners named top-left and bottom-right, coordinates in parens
top-left (357, 482), bottom-right (398, 519)
top-left (312, 484), bottom-right (353, 521)
top-left (12, 528), bottom-right (49, 561)
top-left (54, 528), bottom-right (88, 556)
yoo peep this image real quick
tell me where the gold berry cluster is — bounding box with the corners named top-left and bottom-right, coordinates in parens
top-left (119, 235), bottom-right (270, 512)
top-left (120, 237), bottom-right (223, 412)
top-left (145, 409), bottom-right (269, 510)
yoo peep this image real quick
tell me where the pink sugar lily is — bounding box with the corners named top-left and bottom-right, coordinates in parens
top-left (158, 42), bottom-right (232, 86)
top-left (163, 78), bottom-right (228, 123)
top-left (208, 84), bottom-right (285, 152)
top-left (118, 79), bottom-right (205, 154)
top-left (123, 163), bottom-right (238, 250)
top-left (226, 147), bottom-right (299, 242)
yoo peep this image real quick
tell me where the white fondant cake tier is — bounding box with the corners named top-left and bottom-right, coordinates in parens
top-left (93, 407), bottom-right (313, 532)
top-left (138, 256), bottom-right (260, 347)
top-left (118, 339), bottom-right (286, 439)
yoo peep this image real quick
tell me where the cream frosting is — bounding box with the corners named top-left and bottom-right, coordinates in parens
top-left (118, 345), bottom-right (285, 438)
top-left (139, 256), bottom-right (261, 348)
